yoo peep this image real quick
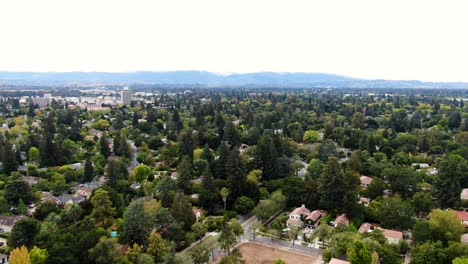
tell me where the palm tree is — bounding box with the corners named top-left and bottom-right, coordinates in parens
top-left (220, 187), bottom-right (230, 210)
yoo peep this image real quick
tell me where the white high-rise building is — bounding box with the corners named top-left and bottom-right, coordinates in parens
top-left (121, 87), bottom-right (132, 105)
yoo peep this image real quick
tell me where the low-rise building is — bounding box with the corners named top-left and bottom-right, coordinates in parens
top-left (461, 189), bottom-right (468, 202)
top-left (286, 205), bottom-right (325, 229)
top-left (377, 227), bottom-right (404, 244)
top-left (360, 176), bottom-right (373, 188)
top-left (454, 210), bottom-right (468, 227)
top-left (333, 214), bottom-right (349, 227)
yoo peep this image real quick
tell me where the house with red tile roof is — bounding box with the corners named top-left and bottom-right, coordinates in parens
top-left (286, 205), bottom-right (324, 229)
top-left (377, 227), bottom-right (404, 244)
top-left (360, 176), bottom-right (373, 188)
top-left (358, 222), bottom-right (373, 233)
top-left (454, 210), bottom-right (468, 227)
top-left (333, 214), bottom-right (349, 227)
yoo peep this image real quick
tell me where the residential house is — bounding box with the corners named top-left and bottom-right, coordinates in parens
top-left (333, 214), bottom-right (349, 227)
top-left (359, 197), bottom-right (371, 206)
top-left (40, 191), bottom-right (61, 205)
top-left (286, 204), bottom-right (310, 228)
top-left (57, 193), bottom-right (86, 206)
top-left (461, 189), bottom-right (468, 202)
top-left (304, 210), bottom-right (324, 229)
top-left (74, 187), bottom-right (93, 200)
top-left (0, 215), bottom-right (27, 233)
top-left (454, 210), bottom-right (468, 227)
top-left (358, 222), bottom-right (373, 233)
top-left (358, 223), bottom-right (403, 244)
top-left (360, 176), bottom-right (373, 188)
top-left (377, 227), bottom-right (403, 244)
top-left (462, 233), bottom-right (468, 243)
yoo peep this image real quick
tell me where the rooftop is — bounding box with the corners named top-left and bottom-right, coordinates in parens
top-left (290, 204), bottom-right (311, 216)
top-left (360, 175), bottom-right (373, 186)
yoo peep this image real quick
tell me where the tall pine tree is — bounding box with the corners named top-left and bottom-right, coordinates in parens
top-left (318, 156), bottom-right (345, 212)
top-left (226, 148), bottom-right (245, 200)
top-left (2, 137), bottom-right (18, 175)
top-left (200, 165), bottom-right (219, 214)
top-left (171, 192), bottom-right (196, 231)
top-left (100, 133), bottom-right (111, 159)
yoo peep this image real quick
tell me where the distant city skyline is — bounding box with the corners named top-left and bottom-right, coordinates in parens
top-left (1, 0), bottom-right (468, 82)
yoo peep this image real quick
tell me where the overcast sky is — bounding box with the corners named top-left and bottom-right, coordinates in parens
top-left (0, 0), bottom-right (467, 82)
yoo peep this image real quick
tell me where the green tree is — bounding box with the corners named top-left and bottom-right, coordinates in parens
top-left (319, 156), bottom-right (345, 211)
top-left (448, 111), bottom-right (462, 130)
top-left (307, 158), bottom-right (324, 179)
top-left (8, 217), bottom-right (41, 249)
top-left (200, 166), bottom-right (219, 213)
top-left (434, 155), bottom-right (468, 208)
top-left (223, 122), bottom-right (241, 147)
top-left (83, 159), bottom-right (94, 182)
top-left (218, 218), bottom-right (243, 254)
top-left (412, 220), bottom-right (432, 245)
top-left (220, 248), bottom-right (245, 264)
top-left (375, 197), bottom-right (415, 229)
top-left (412, 192), bottom-right (433, 217)
top-left (91, 189), bottom-right (116, 227)
top-left (29, 246), bottom-right (48, 264)
top-left (220, 187), bottom-right (231, 210)
top-left (122, 198), bottom-right (162, 245)
top-left (178, 129), bottom-right (194, 159)
top-left (2, 139), bottom-right (18, 174)
top-left (126, 243), bottom-right (143, 263)
top-left (303, 130), bottom-right (320, 143)
top-left (453, 257), bottom-right (468, 264)
top-left (17, 198), bottom-right (28, 214)
top-left (227, 148), bottom-right (245, 200)
top-left (146, 230), bottom-right (171, 263)
top-left (190, 245), bottom-right (210, 264)
top-left (274, 260), bottom-right (287, 264)
top-left (99, 133), bottom-right (111, 158)
top-left (411, 241), bottom-right (445, 264)
top-left (428, 209), bottom-right (465, 246)
top-left (28, 147), bottom-right (40, 164)
top-left (191, 222), bottom-right (208, 240)
top-left (133, 164), bottom-right (152, 183)
top-left (177, 155), bottom-right (193, 193)
top-left (234, 196), bottom-right (255, 214)
top-left (347, 240), bottom-right (372, 264)
top-left (106, 156), bottom-right (128, 188)
top-left (351, 112), bottom-right (365, 129)
top-left (171, 192), bottom-right (196, 230)
top-left (88, 236), bottom-right (122, 264)
top-left (214, 142), bottom-right (229, 179)
top-left (254, 132), bottom-right (278, 180)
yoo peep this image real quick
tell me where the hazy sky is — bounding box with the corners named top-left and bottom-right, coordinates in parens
top-left (1, 0), bottom-right (467, 82)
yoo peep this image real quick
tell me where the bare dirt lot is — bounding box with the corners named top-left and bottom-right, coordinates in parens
top-left (237, 242), bottom-right (320, 264)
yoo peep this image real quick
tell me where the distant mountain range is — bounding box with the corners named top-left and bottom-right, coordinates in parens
top-left (0, 71), bottom-right (467, 89)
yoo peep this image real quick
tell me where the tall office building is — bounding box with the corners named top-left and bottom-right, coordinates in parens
top-left (121, 87), bottom-right (131, 105)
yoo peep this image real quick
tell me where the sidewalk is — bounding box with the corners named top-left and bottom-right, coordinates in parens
top-left (252, 234), bottom-right (322, 256)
